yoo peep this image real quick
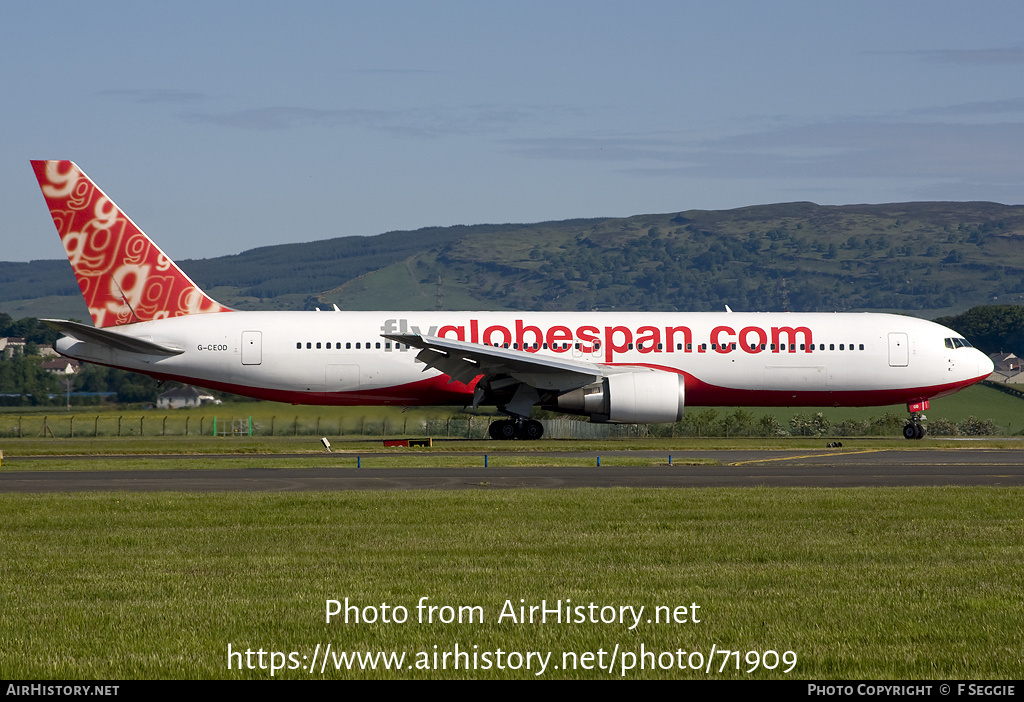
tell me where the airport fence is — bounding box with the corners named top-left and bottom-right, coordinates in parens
top-left (0, 410), bottom-right (1004, 439)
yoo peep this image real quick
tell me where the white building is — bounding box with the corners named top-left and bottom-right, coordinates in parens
top-left (156, 385), bottom-right (219, 409)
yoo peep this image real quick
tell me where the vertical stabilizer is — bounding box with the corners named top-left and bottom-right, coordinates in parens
top-left (30, 160), bottom-right (231, 328)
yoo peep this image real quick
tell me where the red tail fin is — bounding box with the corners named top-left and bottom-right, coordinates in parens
top-left (31, 160), bottom-right (231, 328)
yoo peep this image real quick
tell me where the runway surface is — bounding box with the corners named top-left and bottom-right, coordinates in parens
top-left (2, 448), bottom-right (1024, 491)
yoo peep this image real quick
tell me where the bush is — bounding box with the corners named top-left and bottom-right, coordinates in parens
top-left (926, 418), bottom-right (959, 436)
top-left (833, 419), bottom-right (870, 436)
top-left (789, 412), bottom-right (831, 437)
top-left (958, 416), bottom-right (1000, 436)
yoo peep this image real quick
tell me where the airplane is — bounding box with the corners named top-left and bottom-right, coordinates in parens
top-left (30, 160), bottom-right (994, 440)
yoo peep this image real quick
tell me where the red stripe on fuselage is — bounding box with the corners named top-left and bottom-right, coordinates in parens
top-left (82, 357), bottom-right (987, 410)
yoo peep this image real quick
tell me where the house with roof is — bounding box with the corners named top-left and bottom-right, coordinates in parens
top-left (156, 385), bottom-right (219, 409)
top-left (988, 352), bottom-right (1024, 384)
top-left (40, 358), bottom-right (81, 375)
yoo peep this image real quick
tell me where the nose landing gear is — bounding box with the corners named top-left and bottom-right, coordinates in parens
top-left (903, 400), bottom-right (929, 440)
top-left (903, 417), bottom-right (927, 440)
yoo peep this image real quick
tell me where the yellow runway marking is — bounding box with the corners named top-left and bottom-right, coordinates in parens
top-left (728, 449), bottom-right (886, 466)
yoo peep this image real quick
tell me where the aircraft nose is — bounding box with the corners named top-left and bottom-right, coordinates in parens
top-left (977, 350), bottom-right (994, 378)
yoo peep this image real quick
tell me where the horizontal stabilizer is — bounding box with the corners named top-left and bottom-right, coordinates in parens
top-left (43, 319), bottom-right (184, 356)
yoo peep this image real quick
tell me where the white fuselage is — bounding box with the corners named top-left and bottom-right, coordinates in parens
top-left (55, 310), bottom-right (994, 409)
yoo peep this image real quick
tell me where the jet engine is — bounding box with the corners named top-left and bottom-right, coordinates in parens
top-left (550, 370), bottom-right (685, 423)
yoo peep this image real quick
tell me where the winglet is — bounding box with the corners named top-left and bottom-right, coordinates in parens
top-left (30, 160), bottom-right (231, 328)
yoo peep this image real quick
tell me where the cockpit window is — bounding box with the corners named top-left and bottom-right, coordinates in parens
top-left (945, 337), bottom-right (974, 349)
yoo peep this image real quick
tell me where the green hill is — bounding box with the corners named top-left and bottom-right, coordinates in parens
top-left (6, 201), bottom-right (1024, 317)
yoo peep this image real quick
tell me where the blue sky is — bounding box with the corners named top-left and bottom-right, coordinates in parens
top-left (4, 1), bottom-right (1024, 261)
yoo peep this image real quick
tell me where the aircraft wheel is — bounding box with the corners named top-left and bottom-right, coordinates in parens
top-left (903, 423), bottom-right (926, 440)
top-left (490, 420), bottom-right (517, 440)
top-left (517, 419), bottom-right (544, 440)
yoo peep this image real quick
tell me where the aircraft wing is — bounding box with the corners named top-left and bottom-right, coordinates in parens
top-left (43, 319), bottom-right (185, 356)
top-left (383, 333), bottom-right (603, 391)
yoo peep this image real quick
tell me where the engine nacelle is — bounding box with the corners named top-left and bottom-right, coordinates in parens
top-left (552, 369), bottom-right (685, 423)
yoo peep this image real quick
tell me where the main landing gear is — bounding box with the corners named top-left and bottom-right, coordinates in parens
top-left (488, 418), bottom-right (545, 440)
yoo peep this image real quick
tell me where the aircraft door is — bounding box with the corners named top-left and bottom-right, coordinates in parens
top-left (888, 332), bottom-right (908, 367)
top-left (326, 364), bottom-right (360, 392)
top-left (241, 331), bottom-right (262, 365)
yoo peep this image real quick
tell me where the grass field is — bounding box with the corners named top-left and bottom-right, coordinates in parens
top-left (2, 383), bottom-right (1022, 679)
top-left (2, 488), bottom-right (1022, 679)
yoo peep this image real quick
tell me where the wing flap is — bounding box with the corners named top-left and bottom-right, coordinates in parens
top-left (385, 333), bottom-right (602, 391)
